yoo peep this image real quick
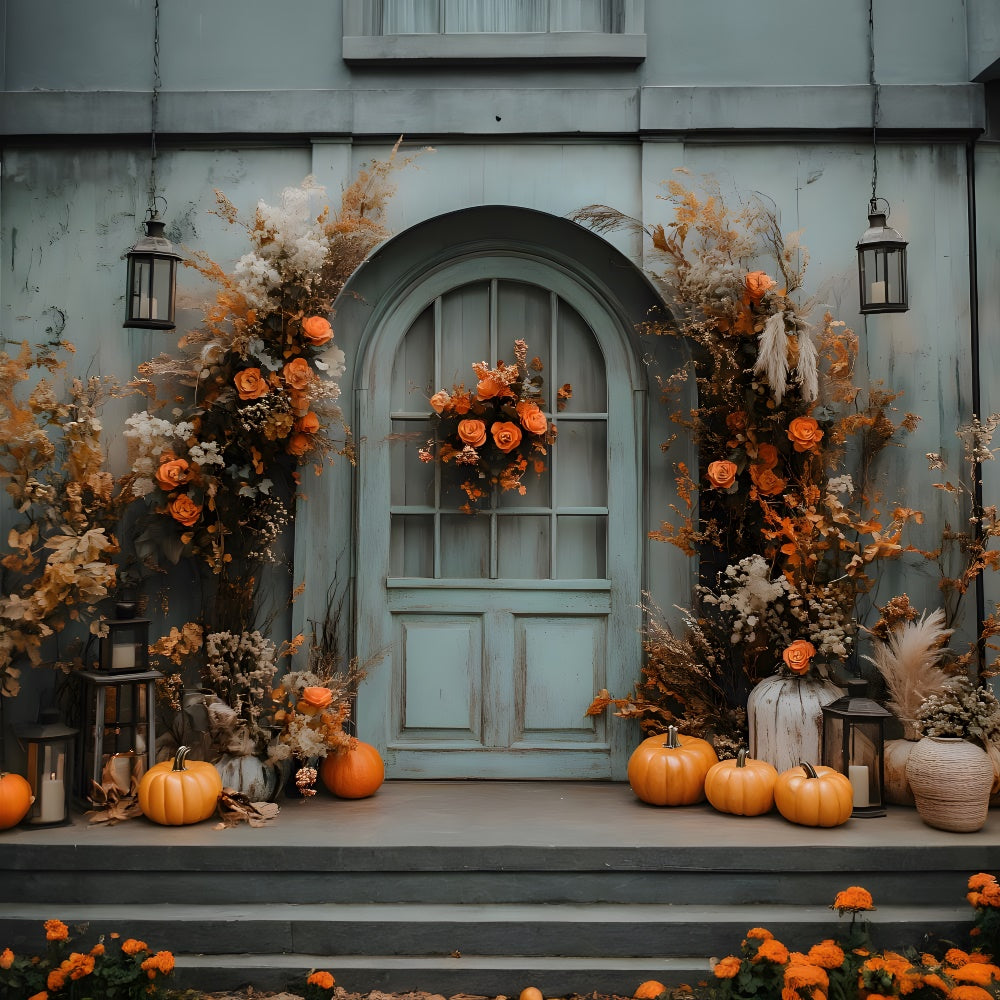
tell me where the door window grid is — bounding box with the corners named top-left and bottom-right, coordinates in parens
top-left (389, 280), bottom-right (608, 581)
top-left (363, 1), bottom-right (626, 35)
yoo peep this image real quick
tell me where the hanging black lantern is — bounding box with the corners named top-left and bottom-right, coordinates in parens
top-left (124, 213), bottom-right (180, 330)
top-left (821, 677), bottom-right (892, 817)
top-left (857, 198), bottom-right (909, 314)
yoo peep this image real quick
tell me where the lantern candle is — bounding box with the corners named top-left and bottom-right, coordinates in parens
top-left (111, 643), bottom-right (136, 671)
top-left (848, 764), bottom-right (870, 808)
top-left (38, 772), bottom-right (65, 824)
top-left (869, 281), bottom-right (887, 304)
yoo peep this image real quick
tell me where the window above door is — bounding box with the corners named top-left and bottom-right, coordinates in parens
top-left (342, 0), bottom-right (646, 65)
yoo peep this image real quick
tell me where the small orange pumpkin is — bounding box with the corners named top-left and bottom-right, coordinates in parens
top-left (774, 760), bottom-right (854, 827)
top-left (634, 981), bottom-right (667, 999)
top-left (319, 739), bottom-right (385, 799)
top-left (519, 988), bottom-right (544, 1000)
top-left (0, 772), bottom-right (34, 830)
top-left (704, 748), bottom-right (778, 816)
top-left (627, 725), bottom-right (718, 806)
top-left (138, 745), bottom-right (223, 826)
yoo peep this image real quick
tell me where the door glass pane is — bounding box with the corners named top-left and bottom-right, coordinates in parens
top-left (497, 281), bottom-right (551, 405)
top-left (440, 515), bottom-right (490, 577)
top-left (557, 300), bottom-right (606, 413)
top-left (390, 515), bottom-right (434, 576)
top-left (392, 304), bottom-right (435, 411)
top-left (498, 467), bottom-right (551, 508)
top-left (441, 283), bottom-right (490, 387)
top-left (550, 0), bottom-right (614, 31)
top-left (555, 420), bottom-right (607, 507)
top-left (391, 417), bottom-right (436, 506)
top-left (556, 515), bottom-right (607, 579)
top-left (498, 515), bottom-right (550, 578)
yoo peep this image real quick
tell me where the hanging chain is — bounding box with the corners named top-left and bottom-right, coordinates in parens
top-left (868, 0), bottom-right (879, 210)
top-left (148, 0), bottom-right (162, 217)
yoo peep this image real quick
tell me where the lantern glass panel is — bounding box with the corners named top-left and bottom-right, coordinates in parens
top-left (99, 617), bottom-right (150, 673)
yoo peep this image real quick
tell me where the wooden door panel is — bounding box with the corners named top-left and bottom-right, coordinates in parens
top-left (516, 615), bottom-right (607, 742)
top-left (396, 615), bottom-right (483, 742)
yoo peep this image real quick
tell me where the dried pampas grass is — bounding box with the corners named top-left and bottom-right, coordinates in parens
top-left (864, 608), bottom-right (953, 732)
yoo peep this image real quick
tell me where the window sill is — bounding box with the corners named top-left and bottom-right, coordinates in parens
top-left (342, 31), bottom-right (646, 65)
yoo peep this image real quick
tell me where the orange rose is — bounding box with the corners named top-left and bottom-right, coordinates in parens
top-left (477, 376), bottom-right (513, 401)
top-left (726, 411), bottom-right (747, 434)
top-left (283, 357), bottom-right (313, 391)
top-left (430, 390), bottom-right (451, 414)
top-left (155, 457), bottom-right (191, 492)
top-left (745, 270), bottom-right (776, 302)
top-left (491, 421), bottom-right (523, 453)
top-left (707, 460), bottom-right (738, 490)
top-left (755, 442), bottom-right (779, 469)
top-left (458, 419), bottom-right (487, 447)
top-left (286, 432), bottom-right (311, 457)
top-left (787, 416), bottom-right (824, 453)
top-left (782, 639), bottom-right (816, 675)
top-left (301, 315), bottom-right (333, 346)
top-left (750, 465), bottom-right (787, 496)
top-left (234, 367), bottom-right (269, 401)
top-left (301, 686), bottom-right (333, 710)
top-left (167, 494), bottom-right (202, 527)
top-left (517, 401), bottom-right (548, 436)
top-left (296, 411), bottom-right (320, 435)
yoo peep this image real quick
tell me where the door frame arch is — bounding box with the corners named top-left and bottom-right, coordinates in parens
top-left (291, 205), bottom-right (692, 778)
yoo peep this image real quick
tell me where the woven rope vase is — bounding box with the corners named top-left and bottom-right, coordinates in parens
top-left (905, 736), bottom-right (994, 832)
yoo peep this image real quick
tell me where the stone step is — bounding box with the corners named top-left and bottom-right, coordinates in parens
top-left (171, 952), bottom-right (715, 997)
top-left (0, 900), bottom-right (971, 959)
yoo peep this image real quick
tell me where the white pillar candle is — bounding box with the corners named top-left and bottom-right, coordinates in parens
top-left (108, 754), bottom-right (133, 791)
top-left (111, 643), bottom-right (136, 671)
top-left (848, 764), bottom-right (870, 808)
top-left (38, 773), bottom-right (65, 824)
top-left (869, 280), bottom-right (887, 304)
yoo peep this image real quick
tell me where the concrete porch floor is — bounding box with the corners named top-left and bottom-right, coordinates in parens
top-left (4, 777), bottom-right (1000, 850)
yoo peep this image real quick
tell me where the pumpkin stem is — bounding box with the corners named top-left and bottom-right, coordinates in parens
top-left (736, 748), bottom-right (748, 768)
top-left (663, 725), bottom-right (680, 749)
top-left (173, 746), bottom-right (190, 771)
top-left (799, 760), bottom-right (818, 779)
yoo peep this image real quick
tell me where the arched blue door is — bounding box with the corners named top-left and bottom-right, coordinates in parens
top-left (355, 250), bottom-right (644, 779)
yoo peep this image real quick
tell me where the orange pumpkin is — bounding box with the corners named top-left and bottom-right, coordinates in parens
top-left (138, 745), bottom-right (223, 825)
top-left (704, 748), bottom-right (778, 816)
top-left (319, 739), bottom-right (385, 799)
top-left (0, 772), bottom-right (34, 830)
top-left (774, 761), bottom-right (854, 827)
top-left (519, 988), bottom-right (544, 1000)
top-left (634, 981), bottom-right (667, 999)
top-left (627, 725), bottom-right (718, 806)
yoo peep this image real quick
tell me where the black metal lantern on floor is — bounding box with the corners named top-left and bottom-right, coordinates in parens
top-left (14, 709), bottom-right (77, 826)
top-left (821, 677), bottom-right (892, 817)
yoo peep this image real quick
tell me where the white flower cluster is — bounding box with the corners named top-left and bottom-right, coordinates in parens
top-left (204, 629), bottom-right (279, 742)
top-left (123, 411), bottom-right (224, 497)
top-left (255, 177), bottom-right (331, 282)
top-left (698, 553), bottom-right (855, 661)
top-left (917, 677), bottom-right (1000, 745)
top-left (233, 252), bottom-right (281, 312)
top-left (825, 474), bottom-right (854, 496)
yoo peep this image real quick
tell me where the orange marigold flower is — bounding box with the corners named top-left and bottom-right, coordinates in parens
top-left (0, 948), bottom-right (13, 969)
top-left (308, 970), bottom-right (336, 989)
top-left (707, 459), bottom-right (738, 490)
top-left (807, 941), bottom-right (845, 969)
top-left (784, 963), bottom-right (828, 991)
top-left (746, 927), bottom-right (774, 941)
top-left (90, 942), bottom-right (105, 957)
top-left (141, 950), bottom-right (175, 976)
top-left (832, 887), bottom-right (874, 914)
top-left (951, 987), bottom-right (995, 1000)
top-left (121, 938), bottom-right (149, 956)
top-left (714, 956), bottom-right (741, 979)
top-left (952, 964), bottom-right (1000, 986)
top-left (968, 953), bottom-right (994, 965)
top-left (946, 949), bottom-right (972, 967)
top-left (921, 973), bottom-right (950, 994)
top-left (67, 952), bottom-right (94, 979)
top-left (980, 882), bottom-right (1000, 907)
top-left (27, 992), bottom-right (48, 1000)
top-left (44, 919), bottom-right (69, 942)
top-left (755, 939), bottom-right (790, 964)
top-left (47, 969), bottom-right (66, 991)
top-left (969, 873), bottom-right (997, 892)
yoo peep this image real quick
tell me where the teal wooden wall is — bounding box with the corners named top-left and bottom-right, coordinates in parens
top-left (0, 0), bottom-right (997, 746)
